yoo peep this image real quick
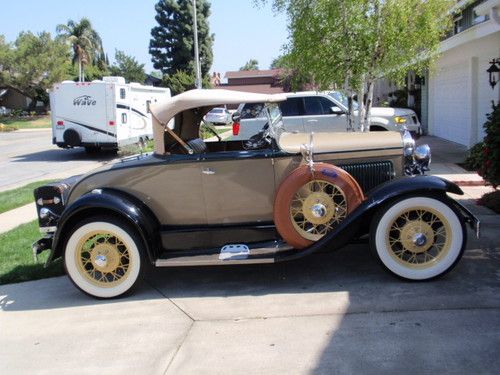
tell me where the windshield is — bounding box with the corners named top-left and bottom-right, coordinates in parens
top-left (328, 91), bottom-right (359, 111)
top-left (267, 103), bottom-right (284, 139)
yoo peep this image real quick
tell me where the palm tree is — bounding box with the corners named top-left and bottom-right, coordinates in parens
top-left (56, 18), bottom-right (103, 82)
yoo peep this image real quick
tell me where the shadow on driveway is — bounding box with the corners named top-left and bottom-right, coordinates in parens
top-left (10, 148), bottom-right (117, 163)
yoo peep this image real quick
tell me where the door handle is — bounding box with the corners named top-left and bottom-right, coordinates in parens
top-left (306, 119), bottom-right (318, 123)
top-left (202, 167), bottom-right (215, 175)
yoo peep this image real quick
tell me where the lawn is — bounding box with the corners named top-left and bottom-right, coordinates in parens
top-left (0, 180), bottom-right (56, 214)
top-left (0, 220), bottom-right (64, 285)
top-left (0, 115), bottom-right (51, 130)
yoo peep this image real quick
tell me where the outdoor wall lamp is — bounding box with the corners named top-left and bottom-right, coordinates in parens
top-left (487, 58), bottom-right (499, 89)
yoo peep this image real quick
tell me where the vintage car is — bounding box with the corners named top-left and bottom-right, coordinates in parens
top-left (32, 89), bottom-right (479, 298)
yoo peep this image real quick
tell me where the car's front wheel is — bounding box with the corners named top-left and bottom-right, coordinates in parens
top-left (370, 196), bottom-right (465, 280)
top-left (64, 216), bottom-right (143, 298)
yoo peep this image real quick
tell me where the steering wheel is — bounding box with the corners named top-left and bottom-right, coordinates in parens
top-left (242, 123), bottom-right (272, 150)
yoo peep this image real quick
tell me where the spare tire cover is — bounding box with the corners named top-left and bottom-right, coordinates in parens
top-left (274, 162), bottom-right (365, 249)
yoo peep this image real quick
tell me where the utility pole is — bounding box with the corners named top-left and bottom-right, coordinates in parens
top-left (193, 0), bottom-right (202, 89)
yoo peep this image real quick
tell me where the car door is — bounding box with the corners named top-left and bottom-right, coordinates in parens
top-left (303, 96), bottom-right (348, 132)
top-left (200, 152), bottom-right (276, 225)
top-left (279, 97), bottom-right (306, 133)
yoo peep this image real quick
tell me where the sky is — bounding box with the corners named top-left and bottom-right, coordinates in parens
top-left (0, 0), bottom-right (289, 77)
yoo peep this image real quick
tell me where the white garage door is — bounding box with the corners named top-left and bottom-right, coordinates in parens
top-left (432, 62), bottom-right (469, 145)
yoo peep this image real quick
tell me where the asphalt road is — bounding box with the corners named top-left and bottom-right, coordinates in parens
top-left (0, 129), bottom-right (115, 191)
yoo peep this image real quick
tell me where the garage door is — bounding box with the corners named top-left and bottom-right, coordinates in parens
top-left (432, 62), bottom-right (469, 145)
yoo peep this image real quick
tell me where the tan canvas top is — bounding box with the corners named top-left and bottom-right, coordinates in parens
top-left (150, 89), bottom-right (287, 125)
top-left (151, 89), bottom-right (287, 154)
top-left (278, 131), bottom-right (403, 154)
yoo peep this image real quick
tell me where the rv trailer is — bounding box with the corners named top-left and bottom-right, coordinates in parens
top-left (49, 77), bottom-right (170, 152)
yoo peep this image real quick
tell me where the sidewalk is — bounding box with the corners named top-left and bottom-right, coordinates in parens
top-left (0, 203), bottom-right (37, 234)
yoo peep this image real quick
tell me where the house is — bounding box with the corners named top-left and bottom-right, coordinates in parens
top-left (0, 86), bottom-right (32, 111)
top-left (144, 74), bottom-right (162, 87)
top-left (426, 0), bottom-right (500, 147)
top-left (375, 0), bottom-right (499, 147)
top-left (213, 69), bottom-right (286, 94)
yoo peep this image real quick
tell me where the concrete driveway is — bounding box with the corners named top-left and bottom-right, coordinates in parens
top-left (1, 222), bottom-right (499, 374)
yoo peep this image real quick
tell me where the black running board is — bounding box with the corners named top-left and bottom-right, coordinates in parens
top-left (155, 241), bottom-right (293, 267)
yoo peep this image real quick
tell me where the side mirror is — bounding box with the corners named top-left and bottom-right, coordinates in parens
top-left (330, 106), bottom-right (344, 115)
top-left (232, 111), bottom-right (241, 123)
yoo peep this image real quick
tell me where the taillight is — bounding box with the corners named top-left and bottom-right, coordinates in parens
top-left (109, 120), bottom-right (115, 126)
top-left (56, 120), bottom-right (64, 126)
top-left (233, 122), bottom-right (240, 136)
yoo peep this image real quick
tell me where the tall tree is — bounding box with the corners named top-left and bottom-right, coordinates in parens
top-left (264, 0), bottom-right (453, 131)
top-left (56, 17), bottom-right (104, 82)
top-left (149, 0), bottom-right (214, 77)
top-left (109, 50), bottom-right (146, 83)
top-left (0, 32), bottom-right (69, 107)
top-left (239, 59), bottom-right (259, 71)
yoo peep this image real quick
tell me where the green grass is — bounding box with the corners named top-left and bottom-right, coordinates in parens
top-left (0, 115), bottom-right (51, 130)
top-left (201, 124), bottom-right (231, 139)
top-left (0, 180), bottom-right (56, 214)
top-left (0, 220), bottom-right (64, 285)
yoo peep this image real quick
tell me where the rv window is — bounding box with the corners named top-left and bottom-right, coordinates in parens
top-left (120, 88), bottom-right (126, 99)
top-left (122, 113), bottom-right (127, 124)
top-left (146, 100), bottom-right (151, 113)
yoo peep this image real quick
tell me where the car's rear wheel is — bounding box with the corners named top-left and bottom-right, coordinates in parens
top-left (64, 216), bottom-right (142, 298)
top-left (370, 196), bottom-right (465, 280)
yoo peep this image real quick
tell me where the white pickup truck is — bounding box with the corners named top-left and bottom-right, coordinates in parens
top-left (236, 91), bottom-right (421, 140)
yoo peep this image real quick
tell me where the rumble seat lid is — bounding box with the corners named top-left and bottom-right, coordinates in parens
top-left (278, 131), bottom-right (403, 154)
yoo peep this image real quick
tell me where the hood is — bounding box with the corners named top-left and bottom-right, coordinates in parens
top-left (370, 107), bottom-right (416, 117)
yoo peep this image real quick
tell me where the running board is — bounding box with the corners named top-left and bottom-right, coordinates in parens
top-left (155, 241), bottom-right (293, 267)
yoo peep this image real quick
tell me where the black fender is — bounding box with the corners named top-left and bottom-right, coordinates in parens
top-left (51, 188), bottom-right (161, 264)
top-left (275, 175), bottom-right (463, 261)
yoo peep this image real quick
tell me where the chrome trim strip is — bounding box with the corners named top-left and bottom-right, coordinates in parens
top-left (39, 226), bottom-right (57, 233)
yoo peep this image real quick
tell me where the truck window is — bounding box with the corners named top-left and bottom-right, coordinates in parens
top-left (120, 88), bottom-right (126, 99)
top-left (279, 97), bottom-right (303, 117)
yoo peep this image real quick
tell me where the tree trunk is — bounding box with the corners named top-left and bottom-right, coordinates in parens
top-left (364, 80), bottom-right (375, 132)
top-left (344, 75), bottom-right (354, 132)
top-left (79, 58), bottom-right (82, 82)
top-left (357, 79), bottom-right (366, 132)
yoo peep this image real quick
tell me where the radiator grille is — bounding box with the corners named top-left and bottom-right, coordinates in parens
top-left (338, 161), bottom-right (395, 193)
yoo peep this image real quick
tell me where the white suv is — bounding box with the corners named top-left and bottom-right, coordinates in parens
top-left (236, 91), bottom-right (421, 140)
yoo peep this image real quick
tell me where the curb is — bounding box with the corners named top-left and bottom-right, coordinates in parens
top-left (452, 180), bottom-right (486, 187)
top-left (15, 128), bottom-right (52, 132)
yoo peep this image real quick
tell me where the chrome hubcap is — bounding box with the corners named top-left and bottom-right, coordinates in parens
top-left (412, 233), bottom-right (427, 247)
top-left (94, 254), bottom-right (107, 268)
top-left (311, 203), bottom-right (327, 218)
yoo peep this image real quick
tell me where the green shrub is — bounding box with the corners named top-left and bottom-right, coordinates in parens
top-left (464, 142), bottom-right (484, 171)
top-left (478, 102), bottom-right (500, 188)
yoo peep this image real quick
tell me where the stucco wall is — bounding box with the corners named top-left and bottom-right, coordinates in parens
top-left (428, 31), bottom-right (500, 146)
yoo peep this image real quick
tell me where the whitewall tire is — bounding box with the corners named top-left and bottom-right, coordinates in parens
top-left (370, 196), bottom-right (465, 280)
top-left (64, 218), bottom-right (142, 298)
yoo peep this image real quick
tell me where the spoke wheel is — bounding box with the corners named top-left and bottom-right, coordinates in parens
top-left (386, 207), bottom-right (451, 269)
top-left (76, 231), bottom-right (132, 287)
top-left (290, 179), bottom-right (347, 241)
top-left (371, 196), bottom-right (465, 280)
top-left (65, 218), bottom-right (142, 298)
top-left (274, 163), bottom-right (365, 249)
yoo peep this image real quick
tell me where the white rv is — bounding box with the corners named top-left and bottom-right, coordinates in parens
top-left (49, 77), bottom-right (170, 152)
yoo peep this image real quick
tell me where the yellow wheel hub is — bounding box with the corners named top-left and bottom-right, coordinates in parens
top-left (76, 231), bottom-right (131, 287)
top-left (386, 207), bottom-right (452, 269)
top-left (290, 179), bottom-right (347, 241)
top-left (400, 220), bottom-right (435, 253)
top-left (302, 192), bottom-right (336, 225)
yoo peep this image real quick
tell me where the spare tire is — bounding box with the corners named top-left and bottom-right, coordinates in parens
top-left (274, 163), bottom-right (365, 249)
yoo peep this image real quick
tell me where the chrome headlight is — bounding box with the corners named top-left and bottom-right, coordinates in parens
top-left (414, 144), bottom-right (431, 163)
top-left (402, 130), bottom-right (415, 157)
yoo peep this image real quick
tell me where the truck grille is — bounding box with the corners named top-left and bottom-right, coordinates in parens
top-left (338, 161), bottom-right (395, 193)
